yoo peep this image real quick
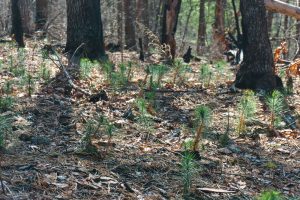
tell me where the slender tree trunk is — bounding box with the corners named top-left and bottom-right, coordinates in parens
top-left (11, 0), bottom-right (25, 47)
top-left (161, 0), bottom-right (182, 59)
top-left (213, 0), bottom-right (226, 56)
top-left (197, 0), bottom-right (206, 55)
top-left (65, 0), bottom-right (106, 60)
top-left (117, 0), bottom-right (123, 46)
top-left (124, 0), bottom-right (136, 50)
top-left (36, 0), bottom-right (48, 31)
top-left (154, 0), bottom-right (163, 35)
top-left (235, 0), bottom-right (282, 90)
top-left (179, 0), bottom-right (193, 52)
top-left (136, 0), bottom-right (149, 49)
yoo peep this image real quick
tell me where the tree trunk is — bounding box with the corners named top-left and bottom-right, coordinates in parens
top-left (154, 0), bottom-right (163, 35)
top-left (117, 0), bottom-right (123, 46)
top-left (136, 0), bottom-right (149, 49)
top-left (197, 0), bottom-right (206, 55)
top-left (179, 0), bottom-right (193, 52)
top-left (11, 0), bottom-right (25, 47)
top-left (65, 0), bottom-right (106, 60)
top-left (213, 0), bottom-right (226, 56)
top-left (124, 0), bottom-right (136, 50)
top-left (161, 0), bottom-right (182, 59)
top-left (36, 0), bottom-right (48, 31)
top-left (235, 0), bottom-right (282, 90)
top-left (18, 0), bottom-right (35, 35)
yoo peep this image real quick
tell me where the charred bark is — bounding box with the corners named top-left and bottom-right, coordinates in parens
top-left (65, 0), bottom-right (106, 60)
top-left (161, 0), bottom-right (181, 59)
top-left (235, 0), bottom-right (282, 91)
top-left (36, 0), bottom-right (48, 31)
top-left (11, 0), bottom-right (25, 47)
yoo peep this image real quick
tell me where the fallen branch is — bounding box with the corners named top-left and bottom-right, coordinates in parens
top-left (48, 52), bottom-right (92, 96)
top-left (265, 0), bottom-right (300, 20)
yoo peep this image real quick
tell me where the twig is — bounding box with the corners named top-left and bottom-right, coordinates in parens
top-left (48, 47), bottom-right (92, 96)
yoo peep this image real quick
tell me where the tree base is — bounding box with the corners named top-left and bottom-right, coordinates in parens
top-left (235, 72), bottom-right (283, 91)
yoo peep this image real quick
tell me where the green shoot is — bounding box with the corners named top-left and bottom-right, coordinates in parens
top-left (0, 96), bottom-right (14, 112)
top-left (181, 148), bottom-right (196, 199)
top-left (199, 64), bottom-right (212, 87)
top-left (192, 105), bottom-right (211, 152)
top-left (236, 90), bottom-right (257, 135)
top-left (80, 58), bottom-right (95, 79)
top-left (39, 63), bottom-right (51, 82)
top-left (266, 90), bottom-right (284, 129)
top-left (0, 115), bottom-right (12, 148)
top-left (257, 190), bottom-right (282, 200)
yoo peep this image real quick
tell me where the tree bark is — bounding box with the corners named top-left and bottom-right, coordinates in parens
top-left (136, 0), bottom-right (149, 49)
top-left (124, 0), bottom-right (136, 50)
top-left (65, 0), bottom-right (106, 60)
top-left (197, 0), bottom-right (206, 55)
top-left (18, 0), bottom-right (35, 35)
top-left (235, 0), bottom-right (282, 90)
top-left (264, 0), bottom-right (300, 20)
top-left (213, 0), bottom-right (226, 56)
top-left (11, 0), bottom-right (25, 47)
top-left (36, 0), bottom-right (48, 31)
top-left (161, 0), bottom-right (182, 59)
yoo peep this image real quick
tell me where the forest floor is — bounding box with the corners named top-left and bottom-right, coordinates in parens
top-left (0, 39), bottom-right (299, 200)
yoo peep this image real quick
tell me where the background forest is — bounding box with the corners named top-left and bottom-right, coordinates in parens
top-left (0, 0), bottom-right (299, 200)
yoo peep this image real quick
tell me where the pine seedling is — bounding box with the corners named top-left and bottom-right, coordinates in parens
top-left (2, 81), bottom-right (13, 95)
top-left (173, 59), bottom-right (188, 84)
top-left (257, 190), bottom-right (282, 200)
top-left (80, 58), bottom-right (95, 79)
top-left (149, 64), bottom-right (168, 87)
top-left (0, 96), bottom-right (14, 112)
top-left (0, 115), bottom-right (12, 148)
top-left (199, 64), bottom-right (212, 87)
top-left (82, 120), bottom-right (97, 153)
top-left (192, 105), bottom-right (211, 152)
top-left (266, 90), bottom-right (284, 129)
top-left (181, 142), bottom-right (197, 199)
top-left (215, 60), bottom-right (226, 80)
top-left (236, 90), bottom-right (257, 135)
top-left (102, 61), bottom-right (115, 83)
top-left (136, 98), bottom-right (153, 128)
top-left (39, 63), bottom-right (51, 82)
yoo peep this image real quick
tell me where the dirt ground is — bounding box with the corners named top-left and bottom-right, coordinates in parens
top-left (0, 40), bottom-right (299, 200)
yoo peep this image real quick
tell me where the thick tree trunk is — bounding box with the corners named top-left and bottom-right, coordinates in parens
top-left (235, 0), bottom-right (282, 90)
top-left (36, 0), bottom-right (48, 31)
top-left (11, 0), bottom-right (25, 47)
top-left (65, 0), bottom-right (106, 60)
top-left (197, 0), bottom-right (206, 55)
top-left (161, 0), bottom-right (182, 59)
top-left (124, 0), bottom-right (136, 50)
top-left (18, 0), bottom-right (35, 35)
